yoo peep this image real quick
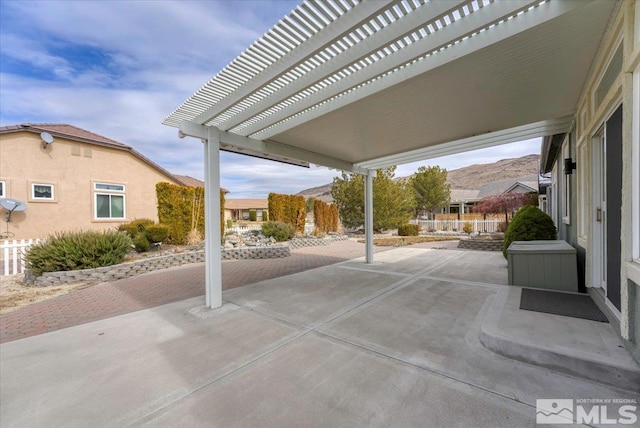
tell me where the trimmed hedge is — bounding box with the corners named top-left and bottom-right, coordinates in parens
top-left (262, 221), bottom-right (295, 242)
top-left (268, 193), bottom-right (305, 234)
top-left (249, 209), bottom-right (257, 222)
top-left (156, 182), bottom-right (225, 244)
top-left (398, 223), bottom-right (419, 236)
top-left (313, 199), bottom-right (339, 236)
top-left (26, 230), bottom-right (132, 275)
top-left (503, 205), bottom-right (557, 258)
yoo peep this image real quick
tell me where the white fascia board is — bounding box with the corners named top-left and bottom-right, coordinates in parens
top-left (216, 0), bottom-right (462, 131)
top-left (356, 116), bottom-right (573, 169)
top-left (193, 1), bottom-right (392, 125)
top-left (251, 0), bottom-right (591, 140)
top-left (179, 121), bottom-right (366, 174)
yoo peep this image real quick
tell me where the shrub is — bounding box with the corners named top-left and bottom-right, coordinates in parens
top-left (249, 209), bottom-right (257, 222)
top-left (145, 224), bottom-right (169, 243)
top-left (398, 223), bottom-right (419, 236)
top-left (118, 218), bottom-right (154, 237)
top-left (26, 230), bottom-right (132, 275)
top-left (133, 232), bottom-right (151, 252)
top-left (226, 219), bottom-right (233, 229)
top-left (463, 222), bottom-right (473, 234)
top-left (503, 205), bottom-right (557, 258)
top-left (263, 211), bottom-right (269, 222)
top-left (261, 221), bottom-right (295, 242)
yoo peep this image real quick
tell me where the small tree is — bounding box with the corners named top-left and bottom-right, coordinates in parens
top-left (473, 192), bottom-right (538, 227)
top-left (331, 166), bottom-right (414, 232)
top-left (410, 166), bottom-right (451, 219)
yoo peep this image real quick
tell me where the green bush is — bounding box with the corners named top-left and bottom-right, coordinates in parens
top-left (263, 211), bottom-right (269, 222)
top-left (133, 232), bottom-right (151, 252)
top-left (261, 221), bottom-right (295, 242)
top-left (503, 205), bottom-right (557, 258)
top-left (118, 220), bottom-right (169, 250)
top-left (226, 219), bottom-right (233, 229)
top-left (145, 224), bottom-right (169, 243)
top-left (398, 223), bottom-right (419, 236)
top-left (463, 222), bottom-right (473, 234)
top-left (117, 218), bottom-right (154, 237)
top-left (249, 209), bottom-right (257, 222)
top-left (26, 230), bottom-right (132, 276)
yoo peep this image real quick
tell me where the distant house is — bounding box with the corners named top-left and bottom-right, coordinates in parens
top-left (437, 175), bottom-right (539, 219)
top-left (224, 199), bottom-right (268, 222)
top-left (0, 123), bottom-right (191, 239)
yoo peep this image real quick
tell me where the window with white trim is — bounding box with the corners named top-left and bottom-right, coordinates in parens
top-left (94, 182), bottom-right (125, 220)
top-left (31, 183), bottom-right (54, 200)
top-left (0, 180), bottom-right (5, 198)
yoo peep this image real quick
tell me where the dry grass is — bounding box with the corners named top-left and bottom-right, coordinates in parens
top-left (357, 236), bottom-right (460, 246)
top-left (0, 275), bottom-right (91, 315)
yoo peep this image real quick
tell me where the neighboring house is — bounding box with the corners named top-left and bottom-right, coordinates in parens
top-left (539, 3), bottom-right (640, 363)
top-left (0, 123), bottom-right (187, 239)
top-left (224, 199), bottom-right (268, 221)
top-left (437, 175), bottom-right (539, 219)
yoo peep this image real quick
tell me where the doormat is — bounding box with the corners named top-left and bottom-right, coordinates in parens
top-left (519, 288), bottom-right (609, 322)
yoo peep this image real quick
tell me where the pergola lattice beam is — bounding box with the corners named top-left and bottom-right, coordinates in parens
top-left (179, 120), bottom-right (367, 174)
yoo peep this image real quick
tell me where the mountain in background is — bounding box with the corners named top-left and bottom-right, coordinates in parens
top-left (296, 154), bottom-right (540, 202)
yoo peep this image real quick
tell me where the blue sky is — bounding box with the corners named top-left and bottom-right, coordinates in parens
top-left (0, 0), bottom-right (540, 198)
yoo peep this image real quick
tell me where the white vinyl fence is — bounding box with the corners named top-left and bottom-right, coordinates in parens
top-left (226, 224), bottom-right (262, 235)
top-left (412, 219), bottom-right (501, 234)
top-left (1, 239), bottom-right (41, 276)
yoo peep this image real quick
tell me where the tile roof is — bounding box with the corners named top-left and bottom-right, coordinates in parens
top-left (0, 123), bottom-right (129, 149)
top-left (225, 199), bottom-right (268, 210)
top-left (173, 175), bottom-right (205, 188)
top-left (172, 175), bottom-right (229, 193)
top-left (0, 123), bottom-right (184, 185)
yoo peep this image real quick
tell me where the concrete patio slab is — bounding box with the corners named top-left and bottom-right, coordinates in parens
top-left (421, 250), bottom-right (509, 285)
top-left (339, 247), bottom-right (461, 276)
top-left (139, 333), bottom-right (533, 427)
top-left (224, 265), bottom-right (402, 328)
top-left (0, 297), bottom-right (304, 428)
top-left (1, 247), bottom-right (638, 427)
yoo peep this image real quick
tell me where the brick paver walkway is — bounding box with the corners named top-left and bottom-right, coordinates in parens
top-left (0, 240), bottom-right (398, 344)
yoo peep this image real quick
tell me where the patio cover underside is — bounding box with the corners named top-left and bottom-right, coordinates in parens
top-left (165, 0), bottom-right (616, 170)
top-left (163, 0), bottom-right (617, 309)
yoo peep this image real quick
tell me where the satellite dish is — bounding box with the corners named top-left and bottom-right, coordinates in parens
top-left (40, 132), bottom-right (55, 148)
top-left (0, 198), bottom-right (27, 239)
top-left (0, 198), bottom-right (27, 213)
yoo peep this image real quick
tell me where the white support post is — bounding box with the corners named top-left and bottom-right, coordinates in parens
top-left (204, 127), bottom-right (223, 308)
top-left (365, 169), bottom-right (374, 264)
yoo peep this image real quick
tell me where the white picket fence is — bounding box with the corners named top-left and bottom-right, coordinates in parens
top-left (226, 224), bottom-right (262, 234)
top-left (412, 219), bottom-right (502, 233)
top-left (1, 239), bottom-right (41, 276)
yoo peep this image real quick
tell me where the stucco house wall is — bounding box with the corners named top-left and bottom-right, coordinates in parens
top-left (0, 125), bottom-right (184, 239)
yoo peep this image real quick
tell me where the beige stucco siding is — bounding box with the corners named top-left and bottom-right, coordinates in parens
top-left (0, 131), bottom-right (181, 239)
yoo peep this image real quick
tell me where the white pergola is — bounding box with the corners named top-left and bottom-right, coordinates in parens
top-left (164, 0), bottom-right (616, 308)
